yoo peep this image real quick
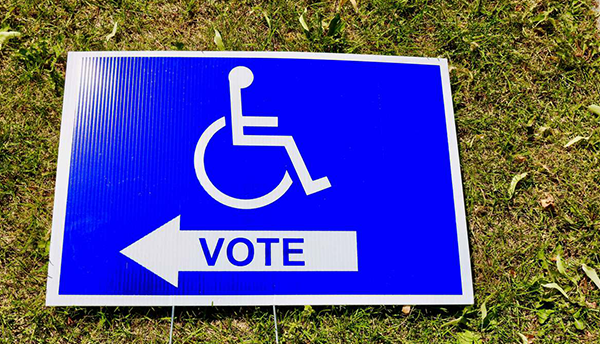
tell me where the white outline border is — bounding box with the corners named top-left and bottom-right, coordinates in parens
top-left (46, 51), bottom-right (473, 306)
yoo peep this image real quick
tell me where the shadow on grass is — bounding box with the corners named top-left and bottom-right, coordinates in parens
top-left (55, 304), bottom-right (467, 323)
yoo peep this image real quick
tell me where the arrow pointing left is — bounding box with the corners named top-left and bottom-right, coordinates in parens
top-left (120, 216), bottom-right (358, 287)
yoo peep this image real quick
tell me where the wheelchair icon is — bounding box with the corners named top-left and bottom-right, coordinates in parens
top-left (194, 66), bottom-right (331, 210)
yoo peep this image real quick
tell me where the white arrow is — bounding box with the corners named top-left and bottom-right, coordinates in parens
top-left (120, 216), bottom-right (358, 287)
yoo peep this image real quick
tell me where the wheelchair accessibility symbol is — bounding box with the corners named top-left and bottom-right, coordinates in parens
top-left (194, 66), bottom-right (331, 210)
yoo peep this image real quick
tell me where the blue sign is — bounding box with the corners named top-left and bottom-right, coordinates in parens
top-left (46, 52), bottom-right (473, 306)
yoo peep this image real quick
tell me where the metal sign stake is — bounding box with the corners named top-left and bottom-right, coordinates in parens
top-left (169, 305), bottom-right (175, 344)
top-left (273, 305), bottom-right (279, 344)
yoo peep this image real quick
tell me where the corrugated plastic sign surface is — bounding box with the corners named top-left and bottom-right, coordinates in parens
top-left (46, 52), bottom-right (473, 306)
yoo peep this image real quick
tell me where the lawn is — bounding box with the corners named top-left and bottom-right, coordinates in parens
top-left (1, 0), bottom-right (600, 343)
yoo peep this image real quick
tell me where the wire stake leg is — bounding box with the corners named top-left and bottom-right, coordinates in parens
top-left (169, 305), bottom-right (175, 344)
top-left (273, 305), bottom-right (279, 344)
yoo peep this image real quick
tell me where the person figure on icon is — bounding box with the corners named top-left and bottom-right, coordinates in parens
top-left (228, 66), bottom-right (331, 195)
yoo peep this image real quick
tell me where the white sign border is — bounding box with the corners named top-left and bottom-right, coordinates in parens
top-left (46, 51), bottom-right (473, 306)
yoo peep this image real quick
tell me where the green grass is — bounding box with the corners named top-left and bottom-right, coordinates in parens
top-left (2, 0), bottom-right (600, 342)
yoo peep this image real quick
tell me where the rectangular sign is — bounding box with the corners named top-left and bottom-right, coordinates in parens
top-left (46, 51), bottom-right (473, 306)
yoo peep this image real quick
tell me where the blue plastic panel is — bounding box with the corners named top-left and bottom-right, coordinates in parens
top-left (46, 52), bottom-right (472, 306)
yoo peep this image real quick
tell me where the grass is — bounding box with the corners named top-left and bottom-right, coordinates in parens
top-left (2, 0), bottom-right (600, 342)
